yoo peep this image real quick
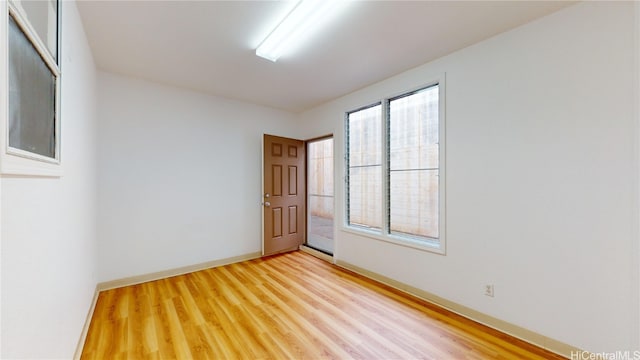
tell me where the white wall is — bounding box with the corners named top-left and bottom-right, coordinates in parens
top-left (0, 1), bottom-right (98, 358)
top-left (299, 2), bottom-right (640, 354)
top-left (97, 73), bottom-right (299, 282)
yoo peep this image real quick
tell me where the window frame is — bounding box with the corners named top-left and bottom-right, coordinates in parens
top-left (344, 76), bottom-right (446, 254)
top-left (0, 0), bottom-right (62, 176)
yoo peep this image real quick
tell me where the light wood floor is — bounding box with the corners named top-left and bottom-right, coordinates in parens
top-left (81, 251), bottom-right (565, 359)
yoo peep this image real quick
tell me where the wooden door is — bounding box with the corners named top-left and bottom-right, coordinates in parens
top-left (263, 134), bottom-right (306, 256)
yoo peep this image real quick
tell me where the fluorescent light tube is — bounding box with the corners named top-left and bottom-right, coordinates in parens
top-left (256, 0), bottom-right (341, 62)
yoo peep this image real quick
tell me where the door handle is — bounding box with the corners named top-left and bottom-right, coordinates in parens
top-left (264, 201), bottom-right (271, 207)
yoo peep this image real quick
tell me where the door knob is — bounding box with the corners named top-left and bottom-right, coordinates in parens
top-left (264, 201), bottom-right (271, 207)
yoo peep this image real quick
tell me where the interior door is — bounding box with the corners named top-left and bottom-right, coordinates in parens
top-left (263, 134), bottom-right (306, 256)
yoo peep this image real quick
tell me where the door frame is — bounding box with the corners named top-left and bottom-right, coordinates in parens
top-left (303, 134), bottom-right (335, 258)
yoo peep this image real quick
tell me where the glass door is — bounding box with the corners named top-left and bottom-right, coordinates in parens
top-left (306, 137), bottom-right (334, 255)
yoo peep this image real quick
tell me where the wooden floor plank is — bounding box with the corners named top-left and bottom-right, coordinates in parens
top-left (82, 251), bottom-right (565, 359)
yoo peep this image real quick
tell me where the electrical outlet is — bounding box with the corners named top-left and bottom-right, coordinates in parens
top-left (484, 284), bottom-right (494, 297)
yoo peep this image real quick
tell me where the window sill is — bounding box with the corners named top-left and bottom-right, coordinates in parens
top-left (0, 151), bottom-right (62, 177)
top-left (341, 225), bottom-right (446, 255)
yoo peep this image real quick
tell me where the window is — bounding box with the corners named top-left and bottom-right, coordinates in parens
top-left (346, 104), bottom-right (382, 230)
top-left (389, 86), bottom-right (440, 240)
top-left (346, 81), bottom-right (445, 252)
top-left (1, 0), bottom-right (61, 175)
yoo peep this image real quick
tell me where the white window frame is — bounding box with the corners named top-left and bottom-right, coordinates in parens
top-left (0, 0), bottom-right (62, 176)
top-left (344, 76), bottom-right (446, 254)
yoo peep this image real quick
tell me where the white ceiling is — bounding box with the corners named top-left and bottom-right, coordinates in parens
top-left (77, 1), bottom-right (575, 113)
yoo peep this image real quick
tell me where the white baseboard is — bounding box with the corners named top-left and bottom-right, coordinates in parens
top-left (73, 287), bottom-right (99, 360)
top-left (335, 259), bottom-right (579, 358)
top-left (97, 252), bottom-right (262, 291)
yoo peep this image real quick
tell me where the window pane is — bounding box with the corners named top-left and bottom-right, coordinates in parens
top-left (389, 86), bottom-right (439, 171)
top-left (9, 15), bottom-right (57, 159)
top-left (348, 105), bottom-right (382, 167)
top-left (390, 169), bottom-right (439, 239)
top-left (389, 85), bottom-right (439, 240)
top-left (14, 0), bottom-right (58, 61)
top-left (347, 105), bottom-right (382, 230)
top-left (308, 138), bottom-right (334, 197)
top-left (348, 166), bottom-right (382, 230)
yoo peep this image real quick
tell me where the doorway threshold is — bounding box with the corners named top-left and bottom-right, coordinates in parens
top-left (300, 244), bottom-right (333, 263)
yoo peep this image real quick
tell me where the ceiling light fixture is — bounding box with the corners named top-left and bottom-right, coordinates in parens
top-left (256, 0), bottom-right (341, 62)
